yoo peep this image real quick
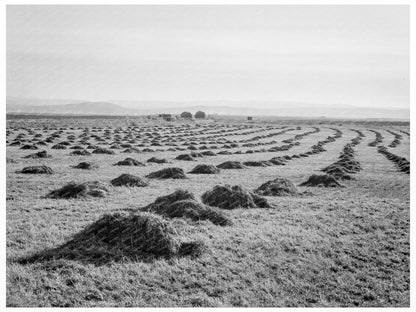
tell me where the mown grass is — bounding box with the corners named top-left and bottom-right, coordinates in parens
top-left (6, 120), bottom-right (410, 307)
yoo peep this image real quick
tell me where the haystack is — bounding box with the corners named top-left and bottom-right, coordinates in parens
top-left (189, 164), bottom-right (220, 174)
top-left (201, 151), bottom-right (216, 156)
top-left (254, 177), bottom-right (299, 196)
top-left (175, 154), bottom-right (194, 161)
top-left (142, 190), bottom-right (232, 226)
top-left (23, 150), bottom-right (51, 159)
top-left (321, 166), bottom-right (353, 180)
top-left (72, 162), bottom-right (99, 170)
top-left (51, 144), bottom-right (67, 149)
top-left (111, 173), bottom-right (148, 187)
top-left (20, 165), bottom-right (53, 174)
top-left (243, 160), bottom-right (273, 167)
top-left (217, 161), bottom-right (247, 169)
top-left (299, 174), bottom-right (342, 187)
top-left (92, 147), bottom-right (115, 154)
top-left (147, 157), bottom-right (168, 164)
top-left (146, 167), bottom-right (187, 179)
top-left (70, 149), bottom-right (91, 156)
top-left (201, 185), bottom-right (270, 209)
top-left (26, 212), bottom-right (206, 262)
top-left (45, 181), bottom-right (109, 198)
top-left (20, 144), bottom-right (38, 150)
top-left (113, 158), bottom-right (145, 166)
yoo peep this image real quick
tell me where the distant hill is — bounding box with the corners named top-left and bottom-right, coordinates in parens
top-left (6, 97), bottom-right (409, 120)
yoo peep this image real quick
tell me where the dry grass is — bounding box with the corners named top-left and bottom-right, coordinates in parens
top-left (6, 119), bottom-right (410, 307)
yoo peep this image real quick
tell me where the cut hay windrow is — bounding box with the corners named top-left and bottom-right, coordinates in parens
top-left (201, 185), bottom-right (270, 209)
top-left (378, 146), bottom-right (410, 174)
top-left (45, 181), bottom-right (109, 198)
top-left (111, 174), bottom-right (148, 187)
top-left (142, 190), bottom-right (232, 226)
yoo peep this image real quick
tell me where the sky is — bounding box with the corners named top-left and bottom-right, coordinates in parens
top-left (6, 5), bottom-right (409, 109)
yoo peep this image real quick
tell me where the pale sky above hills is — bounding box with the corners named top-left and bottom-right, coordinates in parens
top-left (7, 5), bottom-right (409, 109)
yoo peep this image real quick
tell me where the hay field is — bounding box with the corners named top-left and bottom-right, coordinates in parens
top-left (6, 116), bottom-right (410, 307)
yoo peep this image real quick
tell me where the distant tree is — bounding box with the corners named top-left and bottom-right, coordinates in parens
top-left (195, 111), bottom-right (206, 119)
top-left (180, 111), bottom-right (193, 119)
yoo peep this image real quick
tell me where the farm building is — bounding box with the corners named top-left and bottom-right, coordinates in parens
top-left (247, 116), bottom-right (253, 121)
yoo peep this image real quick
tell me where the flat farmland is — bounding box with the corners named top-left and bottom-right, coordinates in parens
top-left (6, 117), bottom-right (410, 307)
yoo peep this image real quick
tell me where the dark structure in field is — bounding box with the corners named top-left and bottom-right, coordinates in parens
top-left (195, 111), bottom-right (206, 119)
top-left (202, 185), bottom-right (270, 209)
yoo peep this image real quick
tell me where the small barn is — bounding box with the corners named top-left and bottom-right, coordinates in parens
top-left (247, 116), bottom-right (253, 121)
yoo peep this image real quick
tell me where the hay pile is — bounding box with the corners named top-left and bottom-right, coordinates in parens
top-left (45, 181), bottom-right (109, 198)
top-left (113, 158), bottom-right (145, 166)
top-left (26, 212), bottom-right (206, 262)
top-left (243, 160), bottom-right (273, 167)
top-left (20, 165), bottom-right (53, 174)
top-left (299, 174), bottom-right (342, 187)
top-left (269, 157), bottom-right (286, 165)
top-left (23, 150), bottom-right (51, 159)
top-left (146, 167), bottom-right (187, 179)
top-left (142, 190), bottom-right (232, 226)
top-left (72, 162), bottom-right (99, 170)
top-left (217, 161), bottom-right (247, 169)
top-left (189, 164), bottom-right (220, 174)
top-left (254, 177), bottom-right (299, 196)
top-left (378, 146), bottom-right (410, 174)
top-left (70, 149), bottom-right (91, 156)
top-left (321, 165), bottom-right (353, 180)
top-left (175, 154), bottom-right (194, 161)
top-left (51, 144), bottom-right (67, 149)
top-left (201, 185), bottom-right (270, 209)
top-left (92, 147), bottom-right (115, 154)
top-left (111, 173), bottom-right (148, 187)
top-left (201, 151), bottom-right (216, 156)
top-left (147, 157), bottom-right (168, 164)
top-left (20, 144), bottom-right (38, 150)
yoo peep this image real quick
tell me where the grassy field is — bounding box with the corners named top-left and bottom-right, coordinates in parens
top-left (6, 117), bottom-right (410, 307)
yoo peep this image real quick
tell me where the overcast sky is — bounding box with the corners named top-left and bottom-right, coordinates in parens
top-left (7, 5), bottom-right (409, 109)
